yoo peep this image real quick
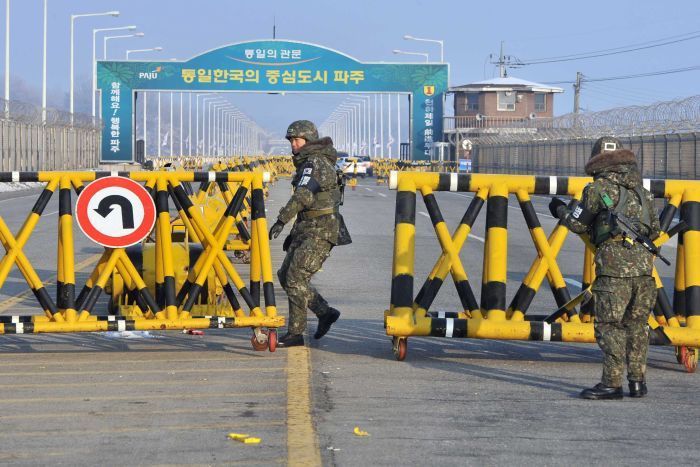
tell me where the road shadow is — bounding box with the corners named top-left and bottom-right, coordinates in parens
top-left (309, 317), bottom-right (686, 396)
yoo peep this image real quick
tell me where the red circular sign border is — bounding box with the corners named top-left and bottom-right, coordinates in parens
top-left (75, 176), bottom-right (156, 248)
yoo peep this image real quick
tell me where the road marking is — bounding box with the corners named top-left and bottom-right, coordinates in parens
top-left (287, 346), bottom-right (321, 467)
top-left (447, 191), bottom-right (556, 219)
top-left (0, 193), bottom-right (40, 203)
top-left (0, 420), bottom-right (285, 438)
top-left (0, 253), bottom-right (102, 314)
top-left (0, 390), bottom-right (285, 404)
top-left (419, 212), bottom-right (485, 243)
top-left (363, 186), bottom-right (387, 197)
top-left (0, 405), bottom-right (282, 420)
top-left (0, 355), bottom-right (285, 367)
top-left (0, 366), bottom-right (285, 377)
top-left (0, 377), bottom-right (283, 390)
top-left (564, 277), bottom-right (583, 288)
top-left (44, 210), bottom-right (58, 216)
top-left (468, 233), bottom-right (485, 243)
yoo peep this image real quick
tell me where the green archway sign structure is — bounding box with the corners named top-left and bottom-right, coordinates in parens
top-left (97, 39), bottom-right (448, 162)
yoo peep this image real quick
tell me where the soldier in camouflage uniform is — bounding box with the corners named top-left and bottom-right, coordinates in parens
top-left (268, 120), bottom-right (343, 348)
top-left (550, 137), bottom-right (660, 399)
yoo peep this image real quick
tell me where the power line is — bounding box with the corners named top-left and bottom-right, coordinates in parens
top-left (545, 64), bottom-right (700, 84)
top-left (518, 30), bottom-right (700, 65)
top-left (586, 65), bottom-right (700, 82)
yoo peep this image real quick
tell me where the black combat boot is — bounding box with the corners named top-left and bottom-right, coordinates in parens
top-left (580, 383), bottom-right (623, 400)
top-left (277, 333), bottom-right (304, 348)
top-left (314, 308), bottom-right (340, 339)
top-left (628, 381), bottom-right (648, 398)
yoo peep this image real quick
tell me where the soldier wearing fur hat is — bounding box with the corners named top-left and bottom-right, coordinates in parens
top-left (549, 137), bottom-right (660, 399)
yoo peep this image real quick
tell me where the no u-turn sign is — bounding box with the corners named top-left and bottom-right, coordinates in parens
top-left (76, 177), bottom-right (156, 248)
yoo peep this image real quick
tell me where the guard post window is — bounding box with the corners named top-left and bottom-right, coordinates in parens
top-left (465, 93), bottom-right (479, 111)
top-left (497, 91), bottom-right (516, 111)
top-left (535, 93), bottom-right (546, 112)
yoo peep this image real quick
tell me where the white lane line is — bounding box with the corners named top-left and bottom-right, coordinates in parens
top-left (446, 191), bottom-right (556, 219)
top-left (419, 211), bottom-right (486, 243)
top-left (468, 233), bottom-right (485, 243)
top-left (0, 193), bottom-right (39, 203)
top-left (364, 186), bottom-right (387, 197)
top-left (564, 278), bottom-right (583, 288)
top-left (447, 192), bottom-right (472, 199)
top-left (44, 210), bottom-right (59, 216)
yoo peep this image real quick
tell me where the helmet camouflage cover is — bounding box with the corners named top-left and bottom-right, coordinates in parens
top-left (591, 136), bottom-right (623, 158)
top-left (286, 120), bottom-right (319, 141)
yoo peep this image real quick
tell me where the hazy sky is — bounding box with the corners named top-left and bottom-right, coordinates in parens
top-left (3, 0), bottom-right (700, 138)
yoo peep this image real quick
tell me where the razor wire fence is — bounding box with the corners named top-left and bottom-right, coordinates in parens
top-left (469, 95), bottom-right (700, 179)
top-left (0, 98), bottom-right (101, 172)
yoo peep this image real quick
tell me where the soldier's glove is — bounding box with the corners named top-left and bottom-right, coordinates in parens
top-left (548, 197), bottom-right (567, 219)
top-left (269, 220), bottom-right (285, 240)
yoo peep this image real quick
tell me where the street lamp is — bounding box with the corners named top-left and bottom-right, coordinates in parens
top-left (92, 25), bottom-right (136, 117)
top-left (403, 35), bottom-right (444, 62)
top-left (5, 0), bottom-right (10, 115)
top-left (104, 32), bottom-right (144, 59)
top-left (205, 99), bottom-right (225, 156)
top-left (336, 109), bottom-right (354, 153)
top-left (70, 10), bottom-right (120, 117)
top-left (392, 49), bottom-right (429, 62)
top-left (349, 95), bottom-right (371, 156)
top-left (126, 46), bottom-right (162, 60)
top-left (339, 103), bottom-right (361, 154)
top-left (198, 95), bottom-right (216, 155)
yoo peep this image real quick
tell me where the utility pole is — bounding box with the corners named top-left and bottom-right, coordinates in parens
top-left (573, 72), bottom-right (582, 114)
top-left (498, 41), bottom-right (506, 78)
top-left (489, 41), bottom-right (523, 78)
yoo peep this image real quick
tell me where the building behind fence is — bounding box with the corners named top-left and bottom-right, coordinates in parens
top-left (0, 98), bottom-right (101, 171)
top-left (454, 95), bottom-right (700, 179)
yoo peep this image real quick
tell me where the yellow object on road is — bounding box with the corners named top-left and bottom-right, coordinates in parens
top-left (353, 426), bottom-right (370, 437)
top-left (228, 433), bottom-right (261, 444)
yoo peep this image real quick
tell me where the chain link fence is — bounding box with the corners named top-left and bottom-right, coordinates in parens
top-left (0, 98), bottom-right (101, 171)
top-left (470, 95), bottom-right (700, 179)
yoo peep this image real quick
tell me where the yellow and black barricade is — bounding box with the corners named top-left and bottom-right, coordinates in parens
top-left (385, 170), bottom-right (700, 371)
top-left (0, 170), bottom-right (282, 351)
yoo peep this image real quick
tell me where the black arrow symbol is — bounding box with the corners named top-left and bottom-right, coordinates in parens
top-left (94, 195), bottom-right (135, 229)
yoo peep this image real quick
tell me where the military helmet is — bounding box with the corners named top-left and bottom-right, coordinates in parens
top-left (286, 120), bottom-right (318, 141)
top-left (591, 136), bottom-right (623, 158)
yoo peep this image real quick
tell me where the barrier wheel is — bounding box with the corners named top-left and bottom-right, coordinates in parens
top-left (268, 329), bottom-right (277, 352)
top-left (675, 346), bottom-right (685, 364)
top-left (683, 348), bottom-right (698, 373)
top-left (392, 337), bottom-right (407, 361)
top-left (251, 329), bottom-right (268, 351)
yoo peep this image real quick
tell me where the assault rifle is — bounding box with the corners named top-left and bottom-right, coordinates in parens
top-left (611, 210), bottom-right (673, 265)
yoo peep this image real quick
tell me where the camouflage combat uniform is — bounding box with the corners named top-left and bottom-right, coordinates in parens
top-left (560, 148), bottom-right (660, 387)
top-left (276, 137), bottom-right (341, 335)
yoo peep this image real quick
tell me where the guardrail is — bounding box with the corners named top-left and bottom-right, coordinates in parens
top-left (385, 171), bottom-right (699, 371)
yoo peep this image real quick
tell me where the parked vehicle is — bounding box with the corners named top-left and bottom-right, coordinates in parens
top-left (336, 154), bottom-right (367, 176)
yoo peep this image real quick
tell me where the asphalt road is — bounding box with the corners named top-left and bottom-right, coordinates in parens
top-left (0, 177), bottom-right (697, 466)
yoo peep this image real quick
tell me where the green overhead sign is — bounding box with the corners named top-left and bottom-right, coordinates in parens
top-left (97, 39), bottom-right (448, 162)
